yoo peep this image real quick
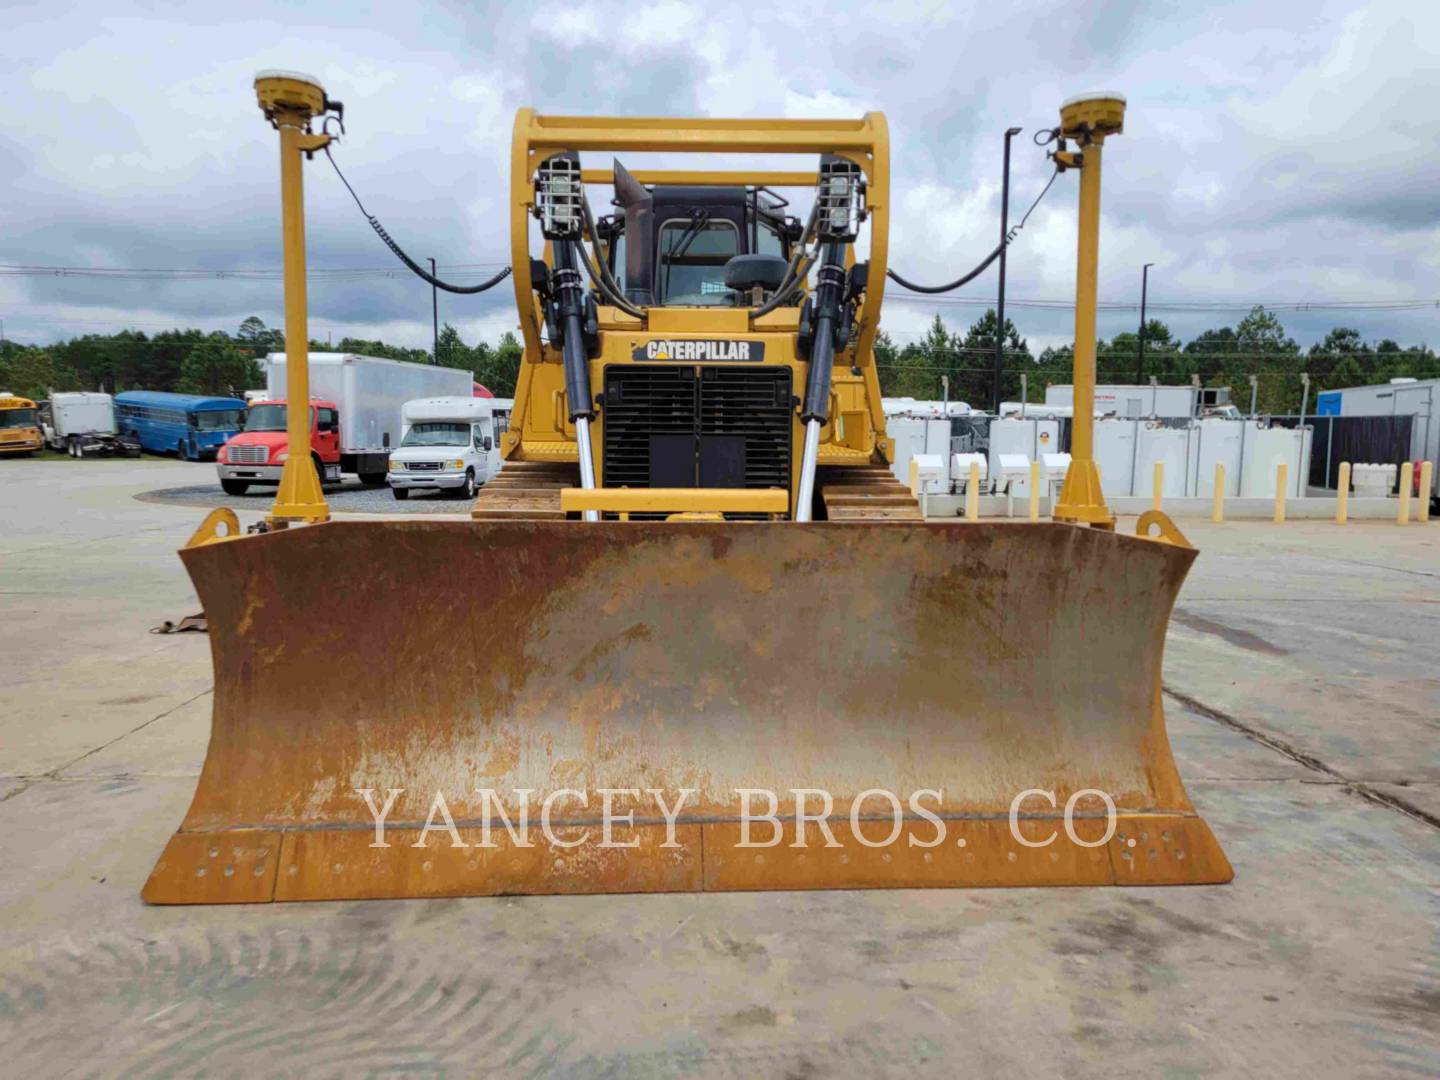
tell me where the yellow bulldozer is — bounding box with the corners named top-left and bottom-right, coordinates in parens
top-left (142, 74), bottom-right (1231, 903)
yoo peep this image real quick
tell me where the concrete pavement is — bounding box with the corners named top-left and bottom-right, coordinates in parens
top-left (1, 456), bottom-right (1436, 1077)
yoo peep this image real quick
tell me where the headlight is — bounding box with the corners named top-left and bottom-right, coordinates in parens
top-left (389, 459), bottom-right (406, 472)
top-left (450, 459), bottom-right (465, 470)
top-left (275, 451), bottom-right (288, 463)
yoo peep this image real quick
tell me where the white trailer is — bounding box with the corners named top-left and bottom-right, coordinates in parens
top-left (264, 352), bottom-right (471, 478)
top-left (39, 393), bottom-right (140, 456)
top-left (1047, 383), bottom-right (1202, 419)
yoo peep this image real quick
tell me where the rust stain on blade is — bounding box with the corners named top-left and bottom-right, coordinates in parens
top-left (142, 519), bottom-right (1231, 903)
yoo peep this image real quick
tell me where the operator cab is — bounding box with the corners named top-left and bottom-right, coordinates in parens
top-left (598, 162), bottom-right (801, 307)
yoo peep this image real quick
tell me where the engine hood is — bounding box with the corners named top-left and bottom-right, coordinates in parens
top-left (227, 431), bottom-right (288, 448)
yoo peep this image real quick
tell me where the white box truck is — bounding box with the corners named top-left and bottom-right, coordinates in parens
top-left (39, 393), bottom-right (140, 456)
top-left (1047, 383), bottom-right (1201, 419)
top-left (388, 396), bottom-right (505, 500)
top-left (218, 353), bottom-right (471, 492)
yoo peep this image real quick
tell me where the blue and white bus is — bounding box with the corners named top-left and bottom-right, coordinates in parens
top-left (114, 391), bottom-right (247, 460)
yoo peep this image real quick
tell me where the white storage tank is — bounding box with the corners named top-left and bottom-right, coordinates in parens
top-left (1093, 418), bottom-right (1138, 495)
top-left (1135, 424), bottom-right (1190, 498)
top-left (1192, 417), bottom-right (1243, 496)
top-left (888, 416), bottom-right (952, 485)
top-left (1092, 418), bottom-right (1191, 497)
top-left (1239, 424), bottom-right (1312, 497)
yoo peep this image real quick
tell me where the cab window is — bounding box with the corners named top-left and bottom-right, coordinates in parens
top-left (755, 220), bottom-right (784, 258)
top-left (658, 219), bottom-right (739, 306)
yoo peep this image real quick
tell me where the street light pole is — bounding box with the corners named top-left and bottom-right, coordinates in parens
top-left (1134, 263), bottom-right (1157, 385)
top-left (1135, 262), bottom-right (1154, 383)
top-left (428, 257), bottom-right (439, 363)
top-left (994, 126), bottom-right (1022, 413)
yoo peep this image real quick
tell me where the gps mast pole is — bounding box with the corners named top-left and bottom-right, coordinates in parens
top-left (255, 71), bottom-right (337, 525)
top-left (1053, 92), bottom-right (1126, 529)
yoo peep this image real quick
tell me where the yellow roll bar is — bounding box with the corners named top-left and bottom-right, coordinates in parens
top-left (508, 109), bottom-right (890, 395)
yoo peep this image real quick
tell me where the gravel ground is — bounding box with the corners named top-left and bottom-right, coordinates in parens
top-left (135, 479), bottom-right (474, 514)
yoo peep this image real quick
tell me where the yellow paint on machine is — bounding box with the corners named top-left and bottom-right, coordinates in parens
top-left (141, 85), bottom-right (1232, 902)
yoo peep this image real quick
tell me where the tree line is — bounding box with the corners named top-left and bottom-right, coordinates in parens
top-left (0, 316), bottom-right (524, 401)
top-left (875, 305), bottom-right (1438, 413)
top-left (3, 306), bottom-right (1435, 415)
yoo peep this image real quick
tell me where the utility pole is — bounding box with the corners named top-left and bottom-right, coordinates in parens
top-left (993, 127), bottom-right (1022, 413)
top-left (428, 257), bottom-right (439, 363)
top-left (1135, 262), bottom-right (1154, 383)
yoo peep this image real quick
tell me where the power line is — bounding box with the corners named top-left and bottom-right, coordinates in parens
top-left (0, 263), bottom-right (507, 282)
top-left (887, 290), bottom-right (1438, 313)
top-left (871, 363), bottom-right (1423, 376)
top-left (3, 264), bottom-right (1436, 313)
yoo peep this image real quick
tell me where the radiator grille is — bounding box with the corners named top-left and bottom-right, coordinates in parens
top-left (602, 365), bottom-right (791, 490)
top-left (699, 367), bottom-right (791, 490)
top-left (227, 445), bottom-right (269, 464)
top-left (602, 366), bottom-right (696, 488)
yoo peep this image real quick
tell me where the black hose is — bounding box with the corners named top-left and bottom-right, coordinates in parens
top-left (885, 165), bottom-right (1060, 296)
top-left (750, 202), bottom-right (821, 318)
top-left (324, 145), bottom-right (511, 295)
top-left (580, 198), bottom-right (646, 317)
top-left (887, 242), bottom-right (1004, 294)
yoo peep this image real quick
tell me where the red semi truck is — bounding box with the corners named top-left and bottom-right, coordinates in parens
top-left (216, 352), bottom-right (470, 495)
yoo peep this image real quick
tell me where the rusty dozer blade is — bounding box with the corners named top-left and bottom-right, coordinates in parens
top-left (143, 519), bottom-right (1231, 903)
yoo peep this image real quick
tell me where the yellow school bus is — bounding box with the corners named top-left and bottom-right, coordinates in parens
top-left (0, 393), bottom-right (43, 454)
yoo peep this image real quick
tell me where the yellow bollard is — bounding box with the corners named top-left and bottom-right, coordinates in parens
top-left (1028, 459), bottom-right (1041, 521)
top-left (1274, 462), bottom-right (1287, 523)
top-left (1152, 461), bottom-right (1164, 512)
top-left (966, 461), bottom-right (980, 520)
top-left (1420, 460), bottom-right (1433, 523)
top-left (1336, 462), bottom-right (1350, 524)
top-left (1211, 462), bottom-right (1225, 523)
top-left (1397, 462), bottom-right (1413, 524)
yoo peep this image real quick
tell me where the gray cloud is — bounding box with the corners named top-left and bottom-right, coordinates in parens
top-left (1, 0), bottom-right (1435, 357)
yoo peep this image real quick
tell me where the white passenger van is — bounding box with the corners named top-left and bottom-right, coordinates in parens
top-left (387, 396), bottom-right (503, 500)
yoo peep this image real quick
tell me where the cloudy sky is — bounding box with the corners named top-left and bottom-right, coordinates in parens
top-left (3, 0), bottom-right (1437, 357)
